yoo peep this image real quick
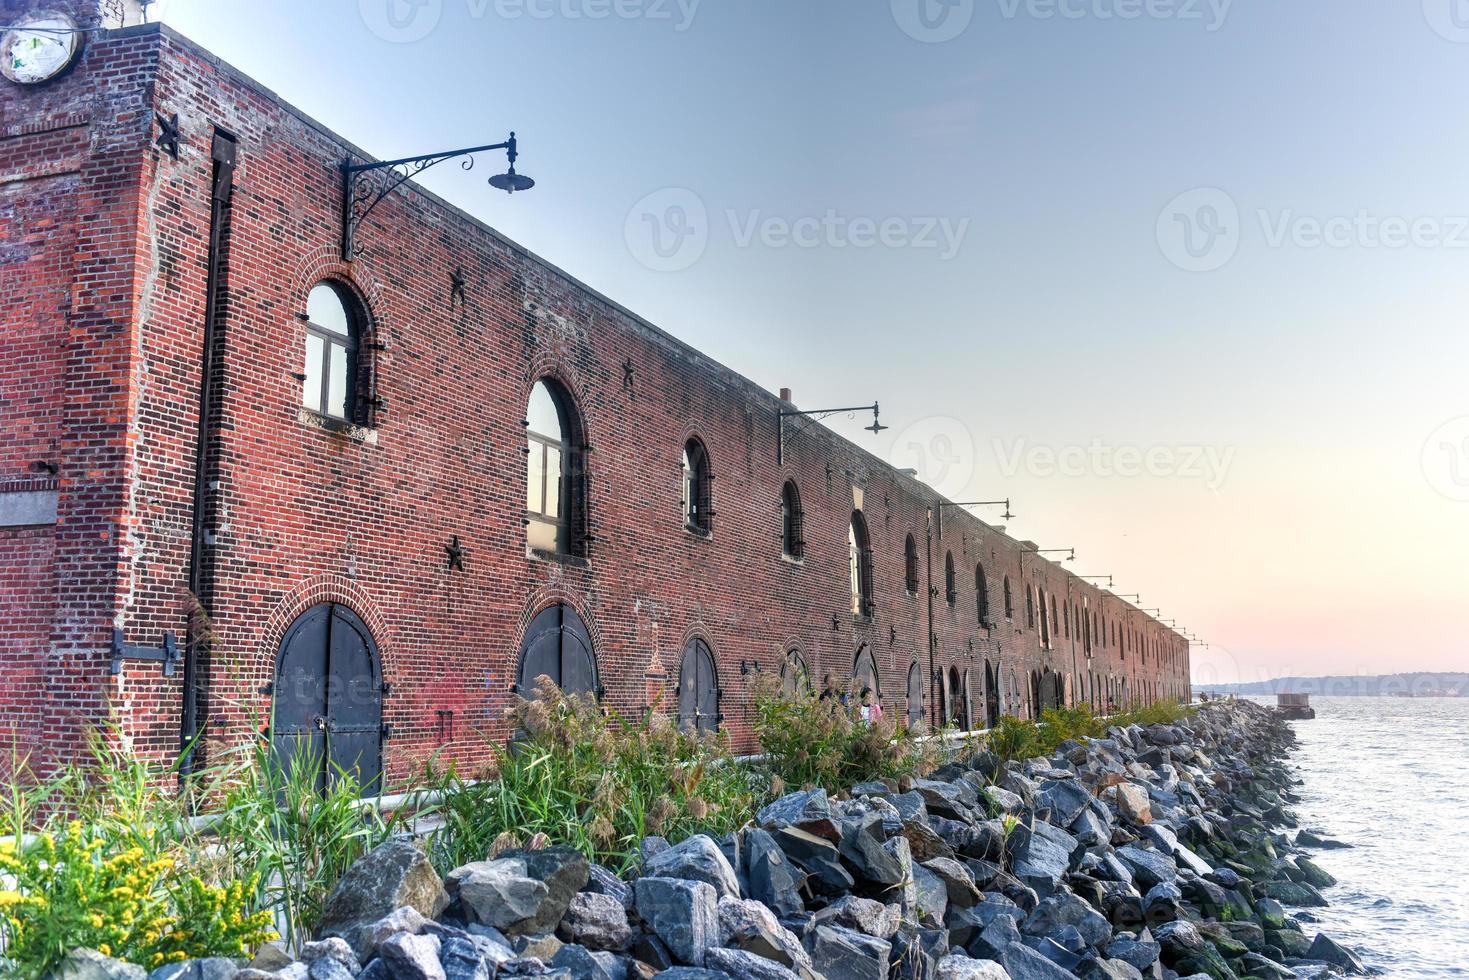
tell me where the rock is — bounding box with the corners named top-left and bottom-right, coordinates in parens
top-left (317, 841), bottom-right (448, 959)
top-left (970, 912), bottom-right (1022, 960)
top-left (586, 864), bottom-right (634, 910)
top-left (837, 813), bottom-right (905, 886)
top-left (1258, 878), bottom-right (1328, 907)
top-left (757, 790), bottom-right (830, 829)
top-left (1142, 881), bottom-right (1182, 925)
top-left (1255, 896), bottom-right (1286, 930)
top-left (820, 895), bottom-right (900, 939)
top-left (935, 954), bottom-right (1011, 980)
top-left (49, 949), bottom-right (148, 980)
top-left (900, 818), bottom-right (956, 861)
top-left (1295, 829), bottom-right (1351, 849)
top-left (1035, 779), bottom-right (1092, 827)
top-left (1021, 892), bottom-right (1110, 948)
top-left (1114, 784), bottom-right (1152, 825)
top-left (922, 856), bottom-right (983, 908)
top-left (300, 938), bottom-right (358, 975)
top-left (559, 891), bottom-right (631, 951)
top-left (716, 896), bottom-right (809, 972)
top-left (632, 877), bottom-right (718, 966)
top-left (549, 944), bottom-right (624, 980)
top-left (642, 835), bottom-right (741, 902)
top-left (1239, 952), bottom-right (1295, 978)
top-left (809, 925), bottom-right (891, 980)
top-left (1292, 857), bottom-right (1337, 890)
top-left (1010, 823), bottom-right (1078, 895)
top-left (511, 932), bottom-right (564, 962)
top-left (654, 970), bottom-right (735, 980)
top-left (250, 943), bottom-right (295, 973)
top-left (703, 946), bottom-right (802, 980)
top-left (1104, 931), bottom-right (1160, 971)
top-left (1114, 846), bottom-right (1177, 891)
top-left (439, 936), bottom-right (492, 980)
top-left (998, 942), bottom-right (1076, 980)
top-left (746, 828), bottom-right (804, 917)
top-left (773, 826), bottom-right (854, 895)
top-left (1151, 920), bottom-right (1205, 957)
top-left (361, 907), bottom-right (429, 957)
top-left (147, 960), bottom-right (241, 980)
top-left (499, 847), bottom-right (591, 934)
top-left (447, 859), bottom-right (551, 934)
top-left (379, 932), bottom-right (444, 980)
top-left (911, 861), bottom-right (949, 927)
top-left (1306, 933), bottom-right (1366, 974)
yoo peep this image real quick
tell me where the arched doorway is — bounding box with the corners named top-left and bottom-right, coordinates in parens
top-left (517, 603), bottom-right (597, 698)
top-left (677, 638), bottom-right (719, 734)
top-left (853, 645), bottom-right (880, 702)
top-left (780, 649), bottom-right (810, 696)
top-left (273, 603), bottom-right (383, 794)
top-left (947, 665), bottom-right (964, 728)
top-left (906, 661), bottom-right (925, 729)
top-left (984, 660), bottom-right (1000, 728)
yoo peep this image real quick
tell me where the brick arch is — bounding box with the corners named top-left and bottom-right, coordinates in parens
top-left (503, 590), bottom-right (604, 700)
top-left (290, 247), bottom-right (387, 317)
top-left (259, 574), bottom-right (391, 672)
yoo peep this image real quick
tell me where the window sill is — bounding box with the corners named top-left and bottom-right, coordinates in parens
top-left (528, 547), bottom-right (590, 570)
top-left (298, 407), bottom-right (377, 444)
top-left (852, 613), bottom-right (874, 627)
top-left (780, 554), bottom-right (804, 567)
top-left (684, 525), bottom-right (713, 541)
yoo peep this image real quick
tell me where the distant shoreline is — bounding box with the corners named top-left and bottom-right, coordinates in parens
top-left (1196, 672), bottom-right (1466, 698)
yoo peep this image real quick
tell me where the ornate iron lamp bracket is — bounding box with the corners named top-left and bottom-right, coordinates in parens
top-left (340, 133), bottom-right (521, 260)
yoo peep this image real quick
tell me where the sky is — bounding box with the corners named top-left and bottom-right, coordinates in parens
top-left (156, 0), bottom-right (1468, 685)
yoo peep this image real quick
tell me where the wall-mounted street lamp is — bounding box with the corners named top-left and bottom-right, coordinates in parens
top-left (1076, 574), bottom-right (1113, 588)
top-left (939, 499), bottom-right (1014, 520)
top-left (341, 132), bottom-right (533, 259)
top-left (1023, 547), bottom-right (1076, 562)
top-left (777, 402), bottom-right (884, 463)
top-left (1112, 593), bottom-right (1141, 601)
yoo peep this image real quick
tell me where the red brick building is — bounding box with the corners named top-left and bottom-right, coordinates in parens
top-left (0, 4), bottom-right (1190, 788)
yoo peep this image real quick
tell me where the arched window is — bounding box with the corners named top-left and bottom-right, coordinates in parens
top-left (1039, 590), bottom-right (1051, 648)
top-left (678, 638), bottom-right (719, 733)
top-left (781, 649), bottom-right (810, 696)
top-left (1026, 586), bottom-right (1036, 628)
top-left (849, 511), bottom-right (873, 616)
top-left (780, 480), bottom-right (804, 559)
top-left (526, 379), bottom-right (584, 555)
top-left (1051, 594), bottom-right (1060, 636)
top-left (975, 564), bottom-right (989, 624)
top-left (1003, 576), bottom-right (1014, 619)
top-left (944, 551), bottom-right (956, 605)
top-left (517, 603), bottom-right (597, 698)
top-left (302, 281), bottom-right (364, 421)
top-left (682, 438), bottom-right (712, 533)
top-left (904, 534), bottom-right (919, 594)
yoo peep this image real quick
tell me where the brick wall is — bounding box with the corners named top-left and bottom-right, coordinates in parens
top-left (0, 19), bottom-right (1191, 784)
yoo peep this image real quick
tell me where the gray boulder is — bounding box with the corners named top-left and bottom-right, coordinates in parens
top-left (633, 876), bottom-right (718, 966)
top-left (446, 859), bottom-right (550, 934)
top-left (1010, 823), bottom-right (1078, 895)
top-left (1035, 779), bottom-right (1092, 827)
top-left (746, 828), bottom-right (804, 917)
top-left (558, 891), bottom-right (631, 951)
top-left (549, 944), bottom-right (624, 980)
top-left (317, 841), bottom-right (448, 959)
top-left (837, 813), bottom-right (905, 886)
top-left (773, 826), bottom-right (854, 895)
top-left (820, 895), bottom-right (900, 939)
top-left (704, 946), bottom-right (802, 980)
top-left (438, 936), bottom-right (492, 980)
top-left (1306, 933), bottom-right (1366, 974)
top-left (922, 856), bottom-right (983, 908)
top-left (498, 847), bottom-right (590, 935)
top-left (717, 897), bottom-right (810, 973)
top-left (911, 861), bottom-right (950, 927)
top-left (146, 960), bottom-right (240, 980)
top-left (1103, 931), bottom-right (1160, 971)
top-left (998, 942), bottom-right (1076, 980)
top-left (379, 932), bottom-right (444, 980)
top-left (1114, 846), bottom-right (1177, 891)
top-left (810, 925), bottom-right (891, 980)
top-left (935, 954), bottom-right (1011, 980)
top-left (645, 834), bottom-right (742, 900)
top-left (1021, 892), bottom-right (1110, 948)
top-left (585, 864), bottom-right (634, 910)
top-left (757, 789), bottom-right (830, 829)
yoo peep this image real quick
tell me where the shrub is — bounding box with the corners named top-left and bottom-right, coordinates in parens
top-left (748, 674), bottom-right (940, 793)
top-left (422, 679), bottom-right (755, 874)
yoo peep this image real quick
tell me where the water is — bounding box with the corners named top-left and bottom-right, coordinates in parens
top-left (1249, 696), bottom-right (1469, 977)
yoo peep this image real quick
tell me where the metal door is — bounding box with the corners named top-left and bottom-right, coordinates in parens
top-left (906, 661), bottom-right (924, 729)
top-left (678, 639), bottom-right (719, 734)
top-left (517, 603), bottom-right (597, 698)
top-left (853, 645), bottom-right (880, 700)
top-left (273, 603), bottom-right (382, 795)
top-left (984, 661), bottom-right (1000, 728)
